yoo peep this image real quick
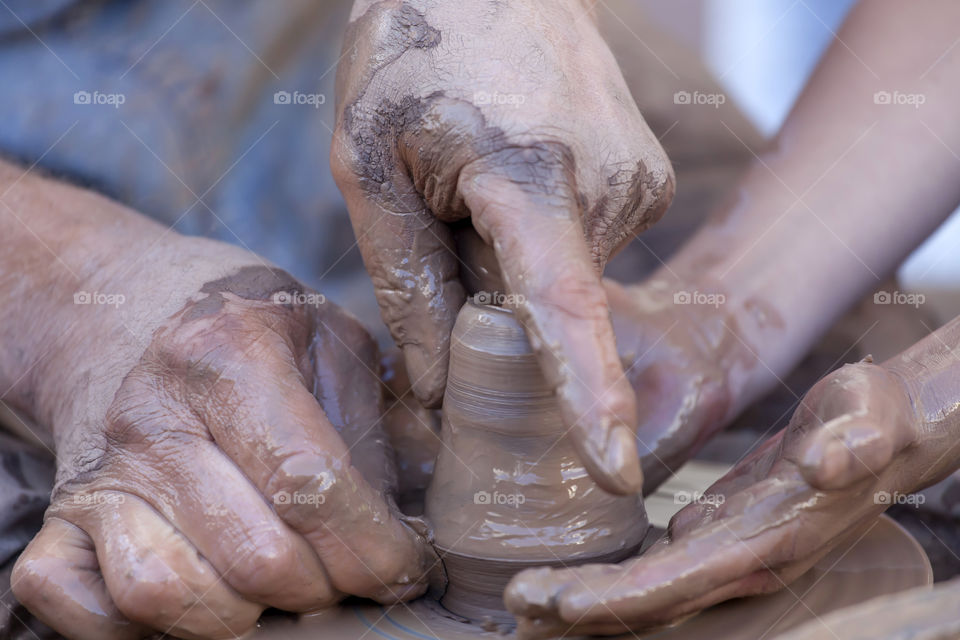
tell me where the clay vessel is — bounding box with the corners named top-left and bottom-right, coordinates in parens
top-left (425, 300), bottom-right (648, 622)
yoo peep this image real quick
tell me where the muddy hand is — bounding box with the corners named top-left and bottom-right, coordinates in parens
top-left (605, 279), bottom-right (744, 494)
top-left (332, 0), bottom-right (675, 495)
top-left (505, 360), bottom-right (933, 638)
top-left (10, 238), bottom-right (434, 640)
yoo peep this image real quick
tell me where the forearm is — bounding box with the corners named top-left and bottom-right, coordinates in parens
top-left (660, 0), bottom-right (960, 410)
top-left (0, 161), bottom-right (167, 427)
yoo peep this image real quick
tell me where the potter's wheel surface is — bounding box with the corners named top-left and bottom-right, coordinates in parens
top-left (248, 515), bottom-right (930, 640)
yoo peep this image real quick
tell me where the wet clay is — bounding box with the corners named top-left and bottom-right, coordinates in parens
top-left (424, 300), bottom-right (648, 623)
top-left (243, 512), bottom-right (930, 640)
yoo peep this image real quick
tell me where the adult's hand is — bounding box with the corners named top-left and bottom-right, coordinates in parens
top-left (2, 170), bottom-right (434, 639)
top-left (332, 0), bottom-right (675, 495)
top-left (505, 359), bottom-right (934, 638)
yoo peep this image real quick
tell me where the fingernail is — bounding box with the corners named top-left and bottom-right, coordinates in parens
top-left (603, 424), bottom-right (644, 494)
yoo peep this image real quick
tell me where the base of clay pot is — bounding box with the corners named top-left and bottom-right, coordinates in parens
top-left (436, 543), bottom-right (644, 623)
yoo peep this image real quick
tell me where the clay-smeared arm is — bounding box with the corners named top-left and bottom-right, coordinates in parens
top-left (506, 311), bottom-right (960, 638)
top-left (332, 0), bottom-right (676, 495)
top-left (607, 0), bottom-right (960, 489)
top-left (0, 159), bottom-right (435, 639)
top-left (664, 0), bottom-right (960, 412)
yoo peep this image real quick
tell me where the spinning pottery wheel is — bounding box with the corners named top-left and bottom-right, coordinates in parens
top-left (248, 300), bottom-right (932, 639)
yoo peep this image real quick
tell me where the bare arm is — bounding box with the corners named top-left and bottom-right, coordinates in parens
top-left (662, 0), bottom-right (960, 414)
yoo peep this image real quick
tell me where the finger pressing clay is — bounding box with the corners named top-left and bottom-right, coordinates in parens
top-left (425, 300), bottom-right (648, 623)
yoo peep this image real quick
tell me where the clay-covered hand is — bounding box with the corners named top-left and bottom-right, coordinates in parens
top-left (12, 239), bottom-right (435, 640)
top-left (604, 279), bottom-right (738, 493)
top-left (331, 0), bottom-right (675, 495)
top-left (505, 360), bottom-right (927, 638)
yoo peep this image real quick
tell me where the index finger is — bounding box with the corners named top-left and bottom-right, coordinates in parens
top-left (460, 154), bottom-right (642, 495)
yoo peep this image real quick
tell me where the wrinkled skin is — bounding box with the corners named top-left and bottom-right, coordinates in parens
top-left (505, 361), bottom-right (932, 638)
top-left (331, 0), bottom-right (675, 495)
top-left (11, 239), bottom-right (435, 640)
top-left (604, 279), bottom-right (742, 494)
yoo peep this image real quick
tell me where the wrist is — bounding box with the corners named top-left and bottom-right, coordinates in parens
top-left (0, 173), bottom-right (156, 425)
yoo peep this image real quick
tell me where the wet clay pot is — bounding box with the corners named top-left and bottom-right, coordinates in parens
top-left (425, 300), bottom-right (649, 622)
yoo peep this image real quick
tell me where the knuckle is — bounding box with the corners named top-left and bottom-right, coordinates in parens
top-left (588, 156), bottom-right (675, 262)
top-left (110, 567), bottom-right (192, 625)
top-left (103, 373), bottom-right (198, 451)
top-left (607, 158), bottom-right (674, 224)
top-left (103, 397), bottom-right (162, 449)
top-left (11, 556), bottom-right (47, 612)
top-left (227, 533), bottom-right (300, 597)
top-left (471, 140), bottom-right (578, 202)
top-left (154, 318), bottom-right (248, 372)
top-left (264, 451), bottom-right (341, 523)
